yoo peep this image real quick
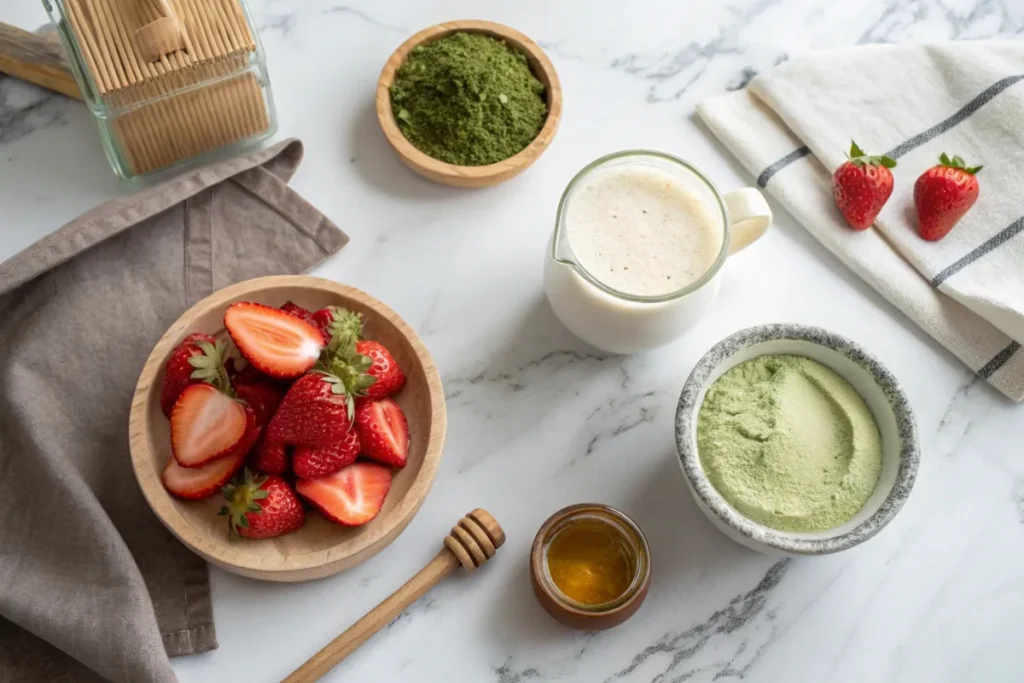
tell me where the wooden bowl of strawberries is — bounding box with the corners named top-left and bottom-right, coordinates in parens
top-left (128, 275), bottom-right (446, 581)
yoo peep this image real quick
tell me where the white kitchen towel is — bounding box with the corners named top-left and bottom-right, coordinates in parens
top-left (698, 40), bottom-right (1024, 401)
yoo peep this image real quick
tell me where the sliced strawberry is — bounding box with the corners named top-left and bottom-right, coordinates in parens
top-left (356, 340), bottom-right (406, 398)
top-left (234, 379), bottom-right (286, 427)
top-left (355, 398), bottom-right (409, 468)
top-left (171, 384), bottom-right (255, 467)
top-left (160, 333), bottom-right (230, 416)
top-left (162, 449), bottom-right (246, 500)
top-left (224, 302), bottom-right (324, 380)
top-left (293, 429), bottom-right (360, 479)
top-left (250, 434), bottom-right (289, 475)
top-left (267, 372), bottom-right (353, 447)
top-left (296, 462), bottom-right (392, 526)
top-left (220, 470), bottom-right (305, 539)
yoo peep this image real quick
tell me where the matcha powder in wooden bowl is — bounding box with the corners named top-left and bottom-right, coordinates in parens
top-left (390, 32), bottom-right (549, 166)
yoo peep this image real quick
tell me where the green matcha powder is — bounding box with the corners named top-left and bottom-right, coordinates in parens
top-left (697, 355), bottom-right (882, 533)
top-left (390, 32), bottom-right (548, 166)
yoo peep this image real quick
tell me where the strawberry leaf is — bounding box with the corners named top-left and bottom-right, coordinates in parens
top-left (879, 156), bottom-right (896, 169)
top-left (940, 152), bottom-right (952, 166)
top-left (849, 140), bottom-right (865, 158)
top-left (965, 164), bottom-right (983, 174)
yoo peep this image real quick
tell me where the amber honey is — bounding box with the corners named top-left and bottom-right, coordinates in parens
top-left (546, 517), bottom-right (636, 606)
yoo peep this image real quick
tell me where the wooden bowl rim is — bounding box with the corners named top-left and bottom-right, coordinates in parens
top-left (127, 275), bottom-right (447, 579)
top-left (375, 19), bottom-right (563, 183)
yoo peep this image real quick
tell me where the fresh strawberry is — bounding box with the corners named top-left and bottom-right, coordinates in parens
top-left (224, 302), bottom-right (324, 380)
top-left (832, 140), bottom-right (896, 231)
top-left (171, 383), bottom-right (258, 467)
top-left (293, 429), bottom-right (360, 479)
top-left (267, 372), bottom-right (354, 447)
top-left (250, 434), bottom-right (289, 475)
top-left (162, 449), bottom-right (246, 500)
top-left (354, 398), bottom-right (409, 468)
top-left (219, 470), bottom-right (305, 539)
top-left (281, 301), bottom-right (326, 342)
top-left (914, 153), bottom-right (982, 242)
top-left (296, 462), bottom-right (392, 527)
top-left (312, 306), bottom-right (364, 348)
top-left (234, 378), bottom-right (286, 427)
top-left (280, 300), bottom-right (314, 321)
top-left (227, 358), bottom-right (274, 386)
top-left (356, 340), bottom-right (406, 398)
top-left (159, 333), bottom-right (230, 416)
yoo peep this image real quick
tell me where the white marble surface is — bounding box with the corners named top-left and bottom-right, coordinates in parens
top-left (3, 1), bottom-right (1024, 681)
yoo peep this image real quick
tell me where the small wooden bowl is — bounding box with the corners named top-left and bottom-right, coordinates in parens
top-left (128, 275), bottom-right (446, 582)
top-left (376, 19), bottom-right (563, 188)
top-left (530, 504), bottom-right (652, 630)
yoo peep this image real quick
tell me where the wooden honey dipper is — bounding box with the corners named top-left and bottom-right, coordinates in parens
top-left (282, 509), bottom-right (505, 682)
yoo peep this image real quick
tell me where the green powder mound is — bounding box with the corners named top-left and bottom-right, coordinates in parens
top-left (697, 355), bottom-right (882, 533)
top-left (390, 32), bottom-right (548, 166)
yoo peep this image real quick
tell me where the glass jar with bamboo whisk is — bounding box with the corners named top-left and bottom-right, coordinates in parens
top-left (42, 0), bottom-right (276, 180)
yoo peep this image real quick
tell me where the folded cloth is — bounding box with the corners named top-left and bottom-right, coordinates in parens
top-left (698, 40), bottom-right (1024, 400)
top-left (0, 139), bottom-right (347, 682)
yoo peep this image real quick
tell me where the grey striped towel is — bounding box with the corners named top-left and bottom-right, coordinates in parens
top-left (698, 40), bottom-right (1024, 401)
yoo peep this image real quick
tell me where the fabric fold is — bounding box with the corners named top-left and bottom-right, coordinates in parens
top-left (0, 138), bottom-right (348, 683)
top-left (698, 41), bottom-right (1024, 400)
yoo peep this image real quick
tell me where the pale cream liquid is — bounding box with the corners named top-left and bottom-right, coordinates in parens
top-left (565, 165), bottom-right (722, 297)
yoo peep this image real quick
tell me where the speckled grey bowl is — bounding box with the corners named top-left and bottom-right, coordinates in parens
top-left (675, 324), bottom-right (919, 555)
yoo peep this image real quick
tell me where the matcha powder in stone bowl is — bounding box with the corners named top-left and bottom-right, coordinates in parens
top-left (389, 32), bottom-right (549, 166)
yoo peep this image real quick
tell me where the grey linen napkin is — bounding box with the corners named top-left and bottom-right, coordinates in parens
top-left (0, 138), bottom-right (347, 683)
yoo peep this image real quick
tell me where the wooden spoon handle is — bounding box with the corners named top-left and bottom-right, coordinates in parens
top-left (282, 549), bottom-right (462, 683)
top-left (0, 23), bottom-right (81, 100)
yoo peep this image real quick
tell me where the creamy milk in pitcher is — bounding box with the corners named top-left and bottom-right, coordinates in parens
top-left (544, 151), bottom-right (772, 353)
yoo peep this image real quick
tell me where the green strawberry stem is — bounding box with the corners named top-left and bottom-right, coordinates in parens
top-left (218, 468), bottom-right (270, 539)
top-left (846, 139), bottom-right (896, 169)
top-left (188, 339), bottom-right (234, 397)
top-left (315, 355), bottom-right (377, 421)
top-left (938, 152), bottom-right (982, 174)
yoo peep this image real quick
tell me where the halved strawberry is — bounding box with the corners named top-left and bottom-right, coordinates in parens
top-left (356, 340), bottom-right (406, 398)
top-left (296, 462), bottom-right (392, 526)
top-left (293, 429), bottom-right (360, 479)
top-left (354, 398), bottom-right (409, 467)
top-left (162, 449), bottom-right (246, 500)
top-left (220, 470), bottom-right (305, 539)
top-left (267, 372), bottom-right (353, 447)
top-left (250, 434), bottom-right (289, 475)
top-left (224, 302), bottom-right (324, 380)
top-left (171, 384), bottom-right (257, 467)
top-left (160, 333), bottom-right (230, 416)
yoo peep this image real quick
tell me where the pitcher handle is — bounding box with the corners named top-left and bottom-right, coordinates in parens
top-left (723, 188), bottom-right (772, 255)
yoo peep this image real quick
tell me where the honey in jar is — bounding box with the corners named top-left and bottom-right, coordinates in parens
top-left (546, 517), bottom-right (636, 606)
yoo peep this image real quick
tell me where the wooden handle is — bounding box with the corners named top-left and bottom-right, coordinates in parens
top-left (0, 23), bottom-right (81, 100)
top-left (282, 550), bottom-right (461, 683)
top-left (282, 509), bottom-right (505, 682)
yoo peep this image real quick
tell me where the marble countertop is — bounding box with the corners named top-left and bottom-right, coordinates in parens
top-left (3, 1), bottom-right (1024, 681)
